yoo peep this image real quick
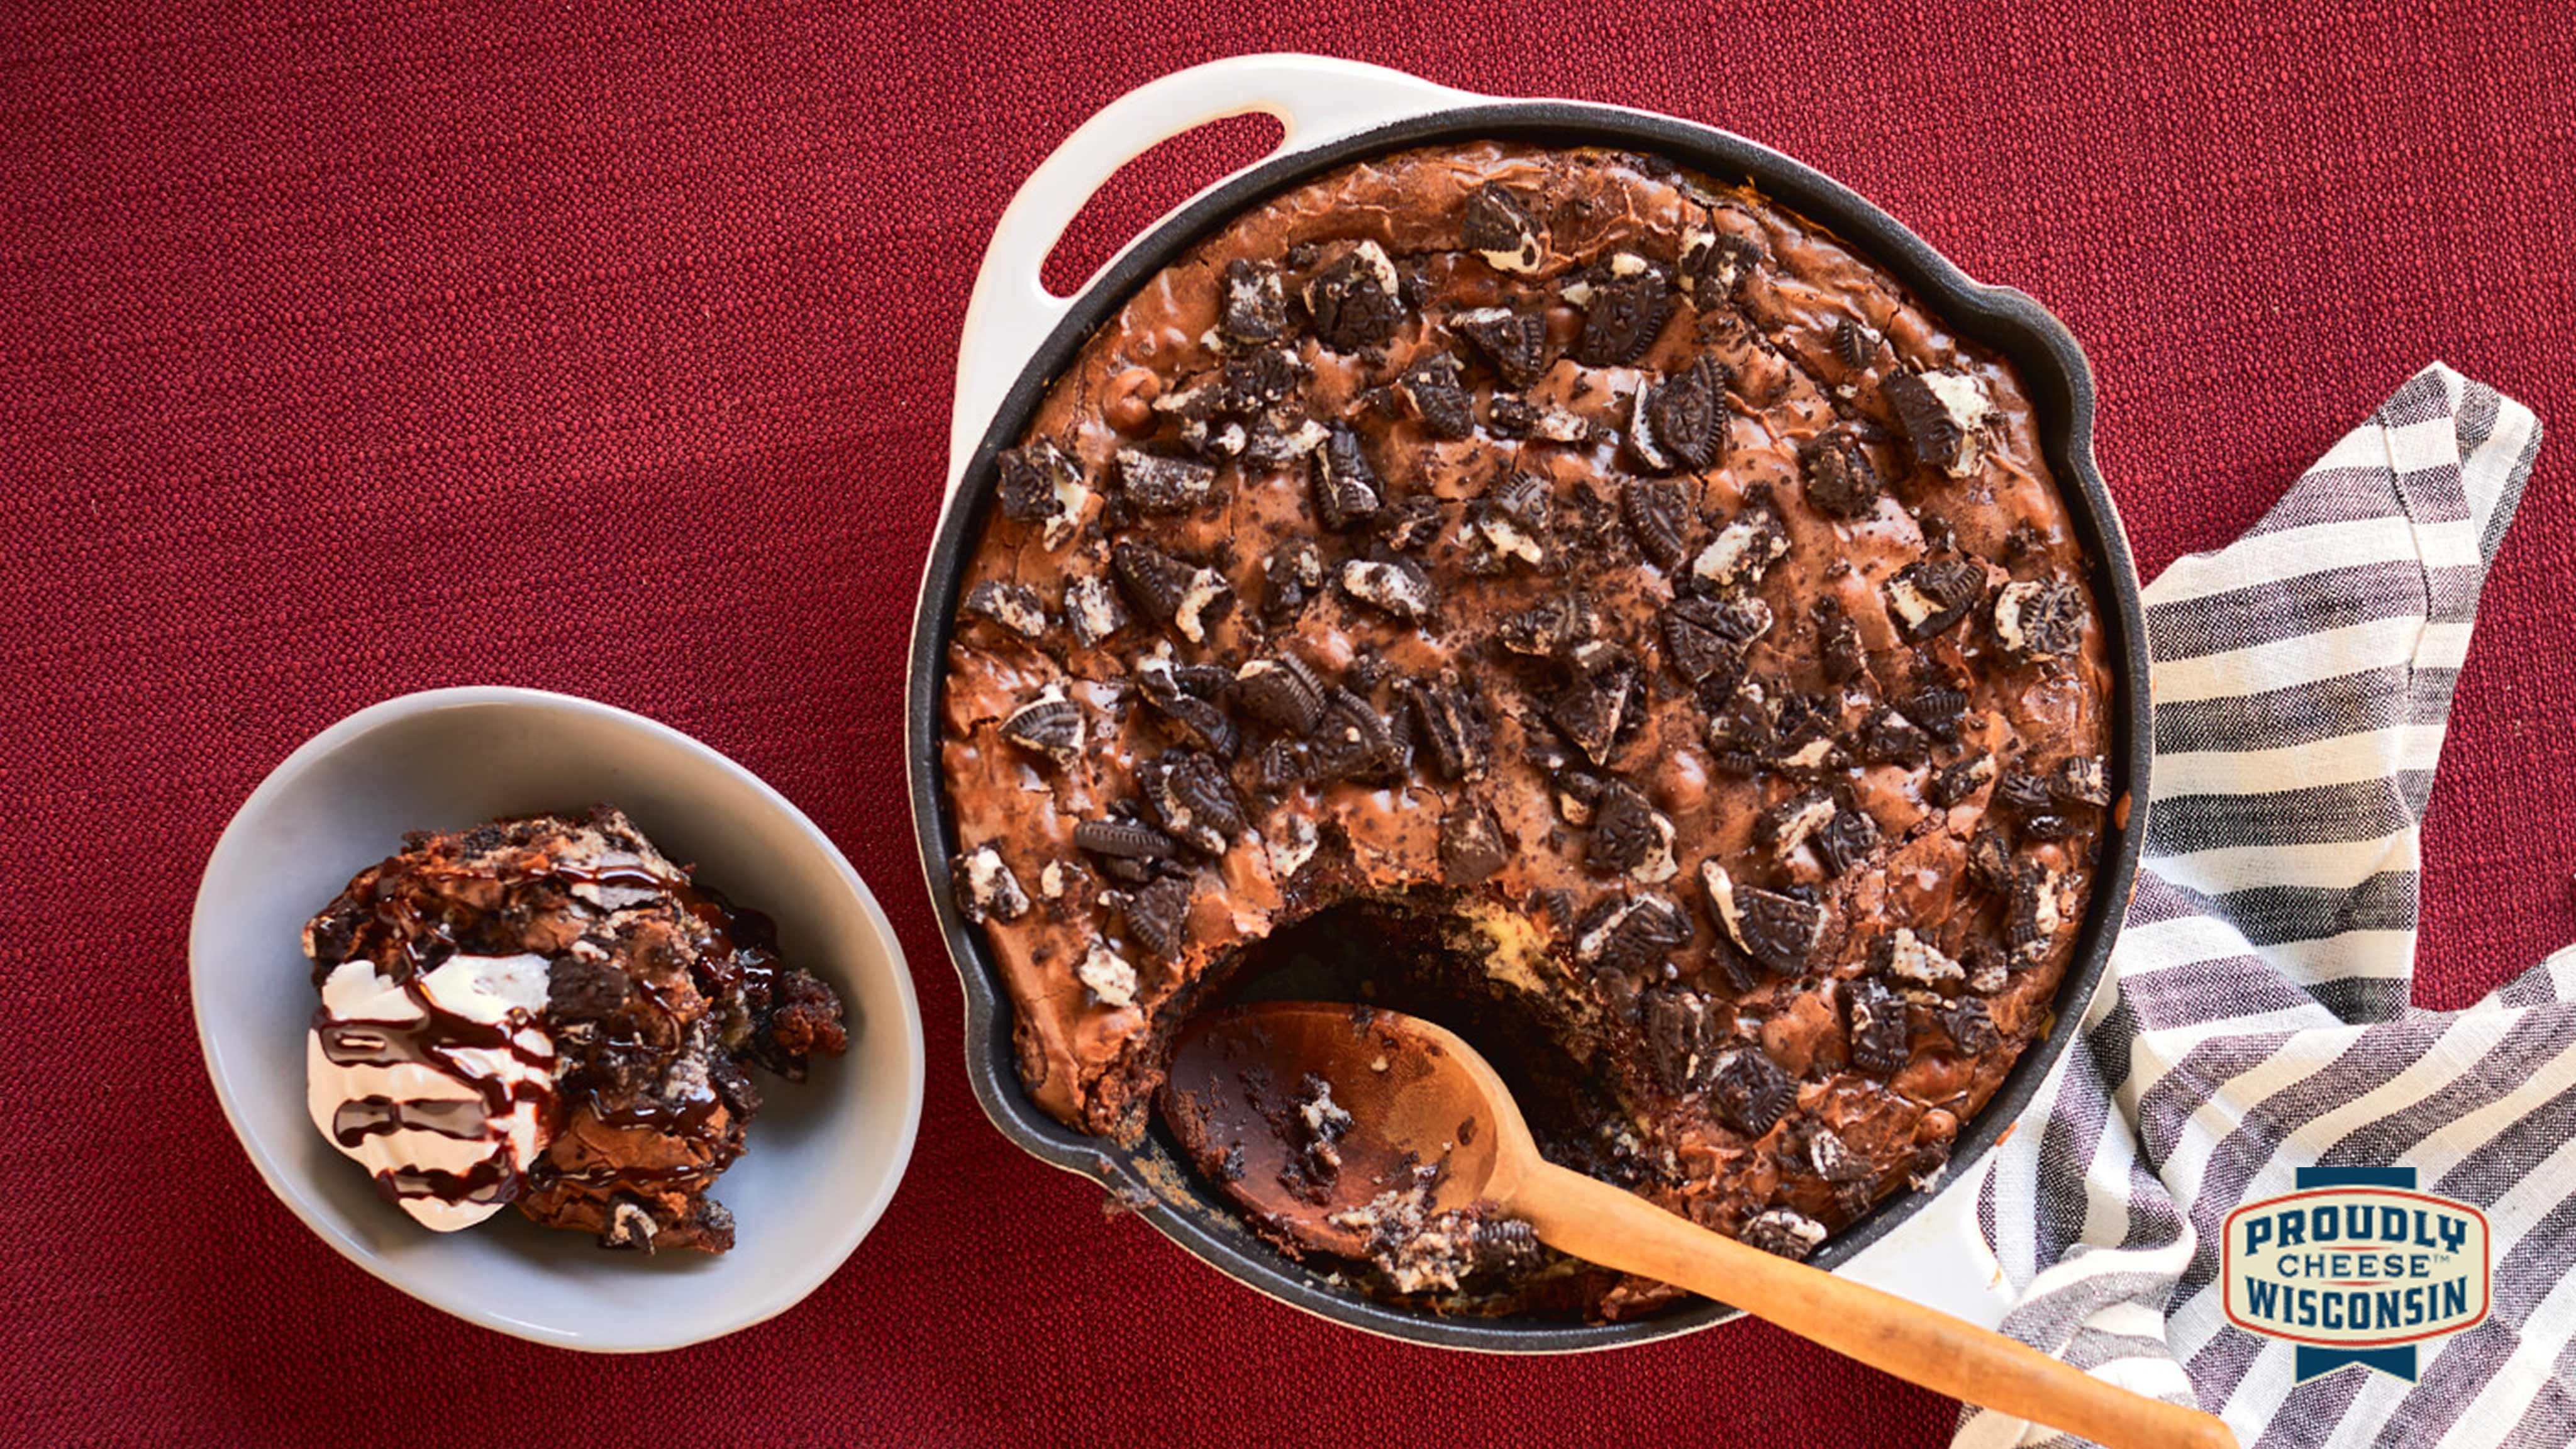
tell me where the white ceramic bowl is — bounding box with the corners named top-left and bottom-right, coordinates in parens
top-left (191, 686), bottom-right (923, 1352)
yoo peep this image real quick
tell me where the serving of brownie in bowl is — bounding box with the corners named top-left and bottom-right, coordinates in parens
top-left (930, 138), bottom-right (2134, 1327)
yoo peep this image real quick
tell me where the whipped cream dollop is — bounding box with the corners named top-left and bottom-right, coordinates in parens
top-left (306, 952), bottom-right (557, 1231)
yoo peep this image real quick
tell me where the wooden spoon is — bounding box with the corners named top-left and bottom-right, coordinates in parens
top-left (1162, 1001), bottom-right (2235, 1449)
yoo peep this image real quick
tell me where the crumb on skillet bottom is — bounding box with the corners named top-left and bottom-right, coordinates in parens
top-left (937, 142), bottom-right (2114, 1320)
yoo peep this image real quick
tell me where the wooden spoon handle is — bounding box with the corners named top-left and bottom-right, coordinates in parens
top-left (1514, 1165), bottom-right (2237, 1449)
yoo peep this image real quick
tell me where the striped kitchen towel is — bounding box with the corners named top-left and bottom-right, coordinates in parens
top-left (1954, 363), bottom-right (2565, 1449)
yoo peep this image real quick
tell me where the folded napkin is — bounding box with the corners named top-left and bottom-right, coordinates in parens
top-left (1955, 364), bottom-right (2562, 1449)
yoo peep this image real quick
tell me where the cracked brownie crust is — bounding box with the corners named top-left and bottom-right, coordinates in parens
top-left (939, 142), bottom-right (2114, 1316)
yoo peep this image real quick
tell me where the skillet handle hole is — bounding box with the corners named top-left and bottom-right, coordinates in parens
top-left (1040, 113), bottom-right (1286, 301)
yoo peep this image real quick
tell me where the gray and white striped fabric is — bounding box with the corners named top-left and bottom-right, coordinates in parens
top-left (1953, 364), bottom-right (2564, 1449)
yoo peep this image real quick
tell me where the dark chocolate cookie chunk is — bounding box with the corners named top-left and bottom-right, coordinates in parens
top-left (1844, 975), bottom-right (1910, 1078)
top-left (1302, 241), bottom-right (1406, 352)
top-left (1885, 558), bottom-right (1987, 641)
top-left (963, 580), bottom-right (1050, 640)
top-left (1642, 987), bottom-right (1723, 1096)
top-left (1219, 258), bottom-right (1287, 345)
top-left (999, 688), bottom-right (1085, 770)
top-left (1570, 254), bottom-right (1672, 367)
top-left (1116, 449), bottom-right (1216, 513)
top-left (1460, 182), bottom-right (1546, 274)
top-left (1801, 433), bottom-right (1880, 519)
top-left (1438, 797), bottom-right (1512, 886)
top-left (1136, 750), bottom-right (1247, 857)
top-left (1403, 675), bottom-right (1492, 782)
top-left (1633, 356), bottom-right (1724, 472)
top-left (1994, 579), bottom-right (2087, 659)
top-left (1122, 875), bottom-right (1192, 962)
top-left (1623, 477), bottom-right (1692, 569)
top-left (1236, 652), bottom-right (1328, 736)
top-left (1452, 306), bottom-right (1551, 387)
top-left (1709, 1048), bottom-right (1795, 1138)
top-left (1311, 424), bottom-right (1384, 531)
top-left (1398, 353), bottom-right (1477, 440)
top-left (1111, 540), bottom-right (1231, 644)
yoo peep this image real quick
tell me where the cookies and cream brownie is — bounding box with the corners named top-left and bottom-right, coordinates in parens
top-left (938, 142), bottom-right (2115, 1317)
top-left (303, 808), bottom-right (847, 1252)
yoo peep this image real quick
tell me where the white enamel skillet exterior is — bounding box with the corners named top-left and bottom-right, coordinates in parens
top-left (919, 52), bottom-right (2146, 1348)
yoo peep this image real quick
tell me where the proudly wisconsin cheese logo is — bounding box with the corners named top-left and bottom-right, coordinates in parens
top-left (2223, 1167), bottom-right (2490, 1381)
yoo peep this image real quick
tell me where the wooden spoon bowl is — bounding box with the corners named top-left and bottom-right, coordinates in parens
top-left (1162, 1001), bottom-right (2235, 1449)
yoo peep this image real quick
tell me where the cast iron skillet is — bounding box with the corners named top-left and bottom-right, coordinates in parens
top-left (906, 56), bottom-right (2151, 1352)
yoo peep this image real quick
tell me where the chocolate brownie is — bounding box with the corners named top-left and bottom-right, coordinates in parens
top-left (303, 808), bottom-right (847, 1251)
top-left (938, 143), bottom-right (2115, 1317)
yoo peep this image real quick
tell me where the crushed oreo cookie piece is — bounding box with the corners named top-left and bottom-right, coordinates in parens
top-left (1113, 540), bottom-right (1231, 644)
top-left (1929, 753), bottom-right (1996, 808)
top-left (1590, 780), bottom-right (1679, 884)
top-left (1136, 750), bottom-right (1247, 857)
top-left (1309, 686), bottom-right (1401, 783)
top-left (999, 687), bottom-right (1085, 770)
top-left (1897, 684), bottom-right (1970, 742)
top-left (963, 580), bottom-right (1050, 640)
top-left (953, 845), bottom-right (1030, 924)
top-left (1136, 647), bottom-right (1239, 757)
top-left (995, 438), bottom-right (1091, 548)
top-left (1704, 681), bottom-right (1777, 775)
top-left (1438, 797), bottom-right (1512, 886)
top-left (1497, 596), bottom-right (1592, 659)
top-left (1883, 927), bottom-right (1965, 987)
top-left (1340, 557), bottom-right (1437, 621)
top-left (1740, 1208), bottom-right (1828, 1260)
top-left (1844, 976), bottom-right (1910, 1078)
top-left (1460, 182), bottom-right (1546, 274)
top-left (1121, 875), bottom-right (1192, 963)
top-left (1063, 574), bottom-right (1126, 648)
top-left (1662, 597), bottom-right (1757, 689)
top-left (1452, 306), bottom-right (1551, 387)
top-left (1623, 477), bottom-right (1692, 568)
top-left (2053, 756), bottom-right (2112, 808)
top-left (1816, 601), bottom-right (1867, 684)
top-left (1637, 355), bottom-right (1725, 471)
top-left (1219, 258), bottom-right (1287, 345)
top-left (1935, 995), bottom-right (2000, 1054)
top-left (1072, 814), bottom-right (1178, 862)
top-left (1757, 789), bottom-right (1837, 860)
top-left (1546, 648), bottom-right (1639, 767)
top-left (1709, 1048), bottom-right (1796, 1138)
top-left (1965, 829), bottom-right (2014, 893)
top-left (1398, 353), bottom-right (1477, 440)
top-left (1993, 578), bottom-right (2086, 659)
top-left (1311, 423), bottom-right (1385, 531)
top-left (1703, 862), bottom-right (1824, 975)
top-left (1801, 432), bottom-right (1880, 519)
top-left (1642, 987), bottom-right (1723, 1096)
top-left (1882, 367), bottom-right (1994, 477)
top-left (1261, 538), bottom-right (1325, 621)
top-left (1302, 240), bottom-right (1406, 352)
top-left (1574, 891), bottom-right (1693, 977)
top-left (1235, 652), bottom-right (1328, 736)
top-left (1115, 449), bottom-right (1216, 513)
top-left (2009, 862), bottom-right (2067, 962)
top-left (1691, 506), bottom-right (1790, 590)
top-left (1813, 800), bottom-right (1880, 876)
top-left (1884, 557), bottom-right (1987, 641)
top-left (1403, 675), bottom-right (1492, 782)
top-left (1678, 223), bottom-right (1764, 299)
top-left (1831, 316), bottom-right (1877, 371)
top-left (1569, 253), bottom-right (1672, 367)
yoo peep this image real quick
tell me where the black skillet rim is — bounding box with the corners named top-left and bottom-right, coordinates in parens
top-left (904, 100), bottom-right (2153, 1353)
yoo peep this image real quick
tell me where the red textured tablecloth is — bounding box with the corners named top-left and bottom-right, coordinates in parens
top-left (6, 3), bottom-right (2571, 1445)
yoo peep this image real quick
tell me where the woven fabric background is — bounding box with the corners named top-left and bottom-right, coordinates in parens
top-left (4, 2), bottom-right (2571, 1445)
